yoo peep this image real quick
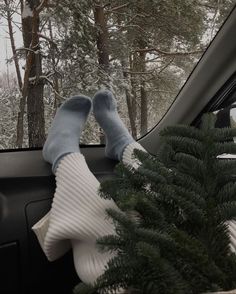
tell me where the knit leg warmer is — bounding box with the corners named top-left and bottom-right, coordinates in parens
top-left (33, 152), bottom-right (119, 284)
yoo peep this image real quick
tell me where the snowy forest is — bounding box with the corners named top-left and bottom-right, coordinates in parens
top-left (0, 0), bottom-right (235, 149)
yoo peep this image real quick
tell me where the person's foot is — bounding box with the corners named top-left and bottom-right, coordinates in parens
top-left (93, 90), bottom-right (134, 161)
top-left (43, 95), bottom-right (92, 173)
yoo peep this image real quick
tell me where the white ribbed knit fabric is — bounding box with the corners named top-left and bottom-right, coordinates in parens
top-left (228, 220), bottom-right (236, 253)
top-left (32, 142), bottom-right (145, 285)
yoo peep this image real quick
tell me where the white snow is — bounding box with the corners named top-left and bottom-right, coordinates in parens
top-left (28, 76), bottom-right (36, 82)
top-left (22, 2), bottom-right (33, 19)
top-left (217, 154), bottom-right (236, 159)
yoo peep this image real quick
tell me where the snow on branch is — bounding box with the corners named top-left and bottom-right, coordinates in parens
top-left (134, 47), bottom-right (205, 57)
top-left (123, 69), bottom-right (155, 75)
top-left (22, 0), bottom-right (48, 19)
top-left (7, 47), bottom-right (37, 63)
top-left (22, 1), bottom-right (33, 19)
top-left (16, 47), bottom-right (35, 54)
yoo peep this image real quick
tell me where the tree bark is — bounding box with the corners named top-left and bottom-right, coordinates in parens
top-left (94, 2), bottom-right (110, 144)
top-left (122, 61), bottom-right (137, 139)
top-left (139, 49), bottom-right (148, 136)
top-left (140, 79), bottom-right (148, 136)
top-left (129, 52), bottom-right (139, 136)
top-left (117, 11), bottom-right (137, 140)
top-left (94, 3), bottom-right (110, 72)
top-left (20, 0), bottom-right (46, 148)
top-left (48, 18), bottom-right (60, 109)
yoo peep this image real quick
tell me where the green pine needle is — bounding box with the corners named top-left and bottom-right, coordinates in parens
top-left (75, 113), bottom-right (236, 293)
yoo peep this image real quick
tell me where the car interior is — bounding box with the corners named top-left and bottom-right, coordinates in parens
top-left (0, 4), bottom-right (236, 294)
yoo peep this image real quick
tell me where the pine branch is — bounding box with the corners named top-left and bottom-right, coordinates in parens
top-left (160, 125), bottom-right (205, 141)
top-left (163, 136), bottom-right (205, 158)
top-left (216, 182), bottom-right (236, 203)
top-left (86, 113), bottom-right (236, 294)
top-left (211, 128), bottom-right (236, 142)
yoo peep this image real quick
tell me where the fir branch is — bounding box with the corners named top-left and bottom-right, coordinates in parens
top-left (211, 128), bottom-right (236, 142)
top-left (159, 185), bottom-right (205, 223)
top-left (135, 198), bottom-right (167, 229)
top-left (211, 142), bottom-right (236, 157)
top-left (163, 136), bottom-right (205, 158)
top-left (160, 125), bottom-right (205, 141)
top-left (173, 185), bottom-right (206, 210)
top-left (137, 166), bottom-right (167, 184)
top-left (214, 159), bottom-right (236, 177)
top-left (87, 113), bottom-right (236, 294)
top-left (134, 149), bottom-right (172, 180)
top-left (216, 182), bottom-right (236, 203)
top-left (175, 153), bottom-right (207, 181)
top-left (97, 234), bottom-right (126, 252)
top-left (105, 208), bottom-right (137, 234)
top-left (174, 170), bottom-right (204, 195)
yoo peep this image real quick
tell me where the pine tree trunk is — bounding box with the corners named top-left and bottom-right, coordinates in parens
top-left (129, 52), bottom-right (139, 137)
top-left (20, 0), bottom-right (45, 148)
top-left (48, 19), bottom-right (60, 109)
top-left (130, 53), bottom-right (138, 127)
top-left (94, 2), bottom-right (110, 144)
top-left (139, 51), bottom-right (148, 136)
top-left (16, 0), bottom-right (31, 147)
top-left (94, 2), bottom-right (110, 72)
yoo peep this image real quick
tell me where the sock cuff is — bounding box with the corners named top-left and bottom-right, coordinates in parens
top-left (122, 142), bottom-right (147, 169)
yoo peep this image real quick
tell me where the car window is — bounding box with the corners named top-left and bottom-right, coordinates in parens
top-left (0, 0), bottom-right (235, 149)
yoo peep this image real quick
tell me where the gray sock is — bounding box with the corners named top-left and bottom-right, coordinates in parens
top-left (43, 95), bottom-right (92, 173)
top-left (93, 90), bottom-right (134, 161)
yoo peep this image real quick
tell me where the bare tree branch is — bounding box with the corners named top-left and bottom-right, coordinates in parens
top-left (106, 3), bottom-right (129, 13)
top-left (16, 46), bottom-right (36, 54)
top-left (37, 32), bottom-right (57, 47)
top-left (123, 70), bottom-right (155, 75)
top-left (41, 75), bottom-right (66, 101)
top-left (158, 57), bottom-right (175, 74)
top-left (36, 0), bottom-right (48, 13)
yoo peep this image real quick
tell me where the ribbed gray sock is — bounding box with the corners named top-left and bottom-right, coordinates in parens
top-left (43, 95), bottom-right (92, 173)
top-left (93, 90), bottom-right (134, 161)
